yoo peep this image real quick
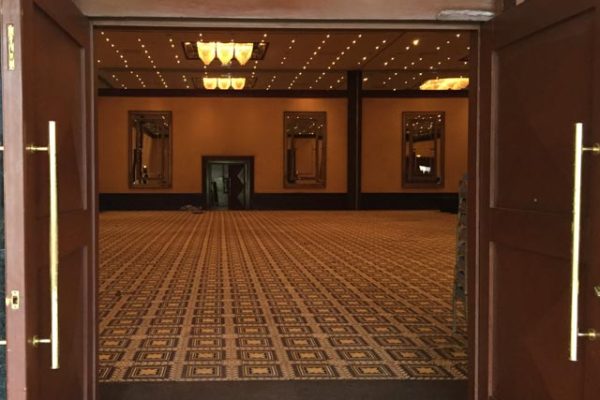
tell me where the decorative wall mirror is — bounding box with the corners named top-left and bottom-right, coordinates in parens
top-left (129, 111), bottom-right (172, 188)
top-left (402, 111), bottom-right (445, 187)
top-left (284, 111), bottom-right (327, 188)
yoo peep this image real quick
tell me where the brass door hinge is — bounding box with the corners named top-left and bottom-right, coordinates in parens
top-left (7, 23), bottom-right (15, 70)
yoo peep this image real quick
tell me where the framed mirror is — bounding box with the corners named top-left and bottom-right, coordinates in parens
top-left (402, 111), bottom-right (445, 187)
top-left (284, 111), bottom-right (327, 188)
top-left (128, 111), bottom-right (172, 189)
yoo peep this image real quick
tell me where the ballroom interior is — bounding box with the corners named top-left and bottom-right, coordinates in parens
top-left (95, 26), bottom-right (471, 399)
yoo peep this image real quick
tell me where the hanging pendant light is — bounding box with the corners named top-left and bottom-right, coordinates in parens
top-left (234, 43), bottom-right (254, 66)
top-left (196, 42), bottom-right (216, 65)
top-left (216, 42), bottom-right (235, 65)
top-left (203, 77), bottom-right (217, 90)
top-left (231, 77), bottom-right (246, 90)
top-left (196, 41), bottom-right (255, 66)
top-left (217, 77), bottom-right (231, 90)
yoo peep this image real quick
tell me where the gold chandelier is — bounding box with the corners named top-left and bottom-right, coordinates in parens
top-left (203, 76), bottom-right (247, 90)
top-left (196, 42), bottom-right (254, 66)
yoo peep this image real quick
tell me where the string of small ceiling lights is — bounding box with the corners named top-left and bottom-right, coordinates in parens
top-left (97, 31), bottom-right (469, 91)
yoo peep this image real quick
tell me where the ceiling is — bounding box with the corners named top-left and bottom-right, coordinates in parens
top-left (76, 0), bottom-right (494, 20)
top-left (95, 29), bottom-right (472, 91)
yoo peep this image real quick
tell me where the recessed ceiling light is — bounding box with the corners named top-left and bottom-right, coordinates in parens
top-left (412, 39), bottom-right (420, 46)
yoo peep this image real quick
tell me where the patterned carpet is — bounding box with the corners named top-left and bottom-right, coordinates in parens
top-left (98, 211), bottom-right (467, 382)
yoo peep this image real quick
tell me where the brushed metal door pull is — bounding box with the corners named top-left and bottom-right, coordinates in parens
top-left (569, 123), bottom-right (600, 362)
top-left (27, 121), bottom-right (60, 370)
top-left (578, 329), bottom-right (598, 340)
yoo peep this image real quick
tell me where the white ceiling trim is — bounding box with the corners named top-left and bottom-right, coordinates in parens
top-left (75, 0), bottom-right (494, 21)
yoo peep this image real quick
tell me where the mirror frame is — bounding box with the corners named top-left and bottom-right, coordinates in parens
top-left (283, 111), bottom-right (327, 189)
top-left (128, 110), bottom-right (173, 189)
top-left (401, 111), bottom-right (445, 188)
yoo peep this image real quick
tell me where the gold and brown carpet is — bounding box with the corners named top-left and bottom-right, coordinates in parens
top-left (98, 211), bottom-right (467, 382)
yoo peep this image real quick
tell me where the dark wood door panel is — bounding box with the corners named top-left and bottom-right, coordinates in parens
top-left (492, 243), bottom-right (583, 400)
top-left (32, 4), bottom-right (87, 216)
top-left (490, 208), bottom-right (571, 258)
top-left (493, 12), bottom-right (593, 213)
top-left (478, 1), bottom-right (600, 399)
top-left (36, 249), bottom-right (86, 398)
top-left (3, 0), bottom-right (94, 399)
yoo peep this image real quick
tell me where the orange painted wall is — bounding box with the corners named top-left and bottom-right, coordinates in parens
top-left (98, 97), bottom-right (348, 193)
top-left (361, 98), bottom-right (468, 193)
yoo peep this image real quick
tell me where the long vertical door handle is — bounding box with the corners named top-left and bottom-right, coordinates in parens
top-left (29, 121), bottom-right (59, 369)
top-left (570, 123), bottom-right (600, 362)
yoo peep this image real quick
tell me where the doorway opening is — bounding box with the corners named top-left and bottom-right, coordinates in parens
top-left (203, 156), bottom-right (253, 210)
top-left (94, 24), bottom-right (473, 400)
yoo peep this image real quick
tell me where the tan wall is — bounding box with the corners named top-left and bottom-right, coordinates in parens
top-left (362, 98), bottom-right (468, 193)
top-left (98, 97), bottom-right (348, 193)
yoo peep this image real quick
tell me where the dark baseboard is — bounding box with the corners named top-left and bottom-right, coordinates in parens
top-left (252, 193), bottom-right (348, 210)
top-left (100, 380), bottom-right (467, 400)
top-left (99, 192), bottom-right (458, 212)
top-left (99, 193), bottom-right (204, 211)
top-left (360, 193), bottom-right (459, 213)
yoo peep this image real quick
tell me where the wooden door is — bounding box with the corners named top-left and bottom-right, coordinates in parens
top-left (2, 0), bottom-right (95, 399)
top-left (474, 0), bottom-right (600, 399)
top-left (228, 163), bottom-right (246, 210)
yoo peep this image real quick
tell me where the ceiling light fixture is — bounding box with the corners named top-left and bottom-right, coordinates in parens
top-left (420, 77), bottom-right (469, 90)
top-left (196, 41), bottom-right (254, 66)
top-left (203, 76), bottom-right (247, 90)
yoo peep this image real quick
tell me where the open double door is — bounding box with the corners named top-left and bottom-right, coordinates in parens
top-left (0, 0), bottom-right (598, 399)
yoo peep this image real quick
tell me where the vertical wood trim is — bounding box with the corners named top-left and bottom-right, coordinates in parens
top-left (347, 70), bottom-right (362, 210)
top-left (473, 22), bottom-right (493, 400)
top-left (2, 0), bottom-right (28, 399)
top-left (467, 29), bottom-right (481, 400)
top-left (87, 18), bottom-right (99, 400)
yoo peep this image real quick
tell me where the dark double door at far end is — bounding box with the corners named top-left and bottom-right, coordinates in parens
top-left (206, 159), bottom-right (251, 210)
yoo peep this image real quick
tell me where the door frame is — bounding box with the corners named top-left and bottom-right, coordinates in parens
top-left (90, 17), bottom-right (482, 399)
top-left (202, 156), bottom-right (254, 210)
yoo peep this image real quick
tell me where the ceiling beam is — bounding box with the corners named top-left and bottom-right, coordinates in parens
top-left (98, 67), bottom-right (470, 74)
